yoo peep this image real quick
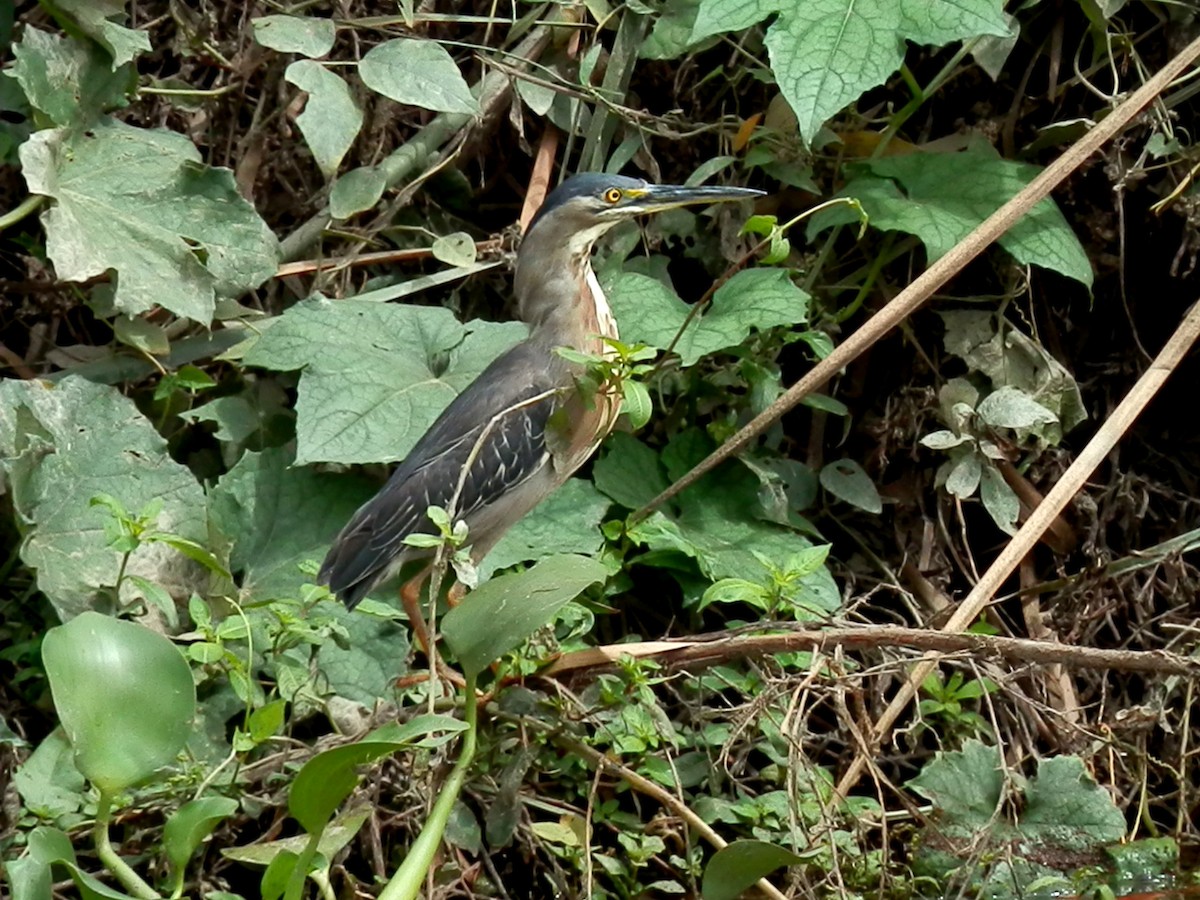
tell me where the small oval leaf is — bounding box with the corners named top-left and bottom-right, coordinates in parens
top-left (702, 840), bottom-right (802, 900)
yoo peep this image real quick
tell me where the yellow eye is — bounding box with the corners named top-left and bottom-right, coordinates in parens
top-left (603, 187), bottom-right (623, 204)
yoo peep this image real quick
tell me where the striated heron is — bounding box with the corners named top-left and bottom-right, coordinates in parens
top-left (319, 173), bottom-right (763, 657)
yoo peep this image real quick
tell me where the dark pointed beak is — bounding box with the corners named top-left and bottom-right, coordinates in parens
top-left (622, 183), bottom-right (765, 215)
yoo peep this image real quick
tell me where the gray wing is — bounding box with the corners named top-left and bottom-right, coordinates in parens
top-left (319, 341), bottom-right (558, 607)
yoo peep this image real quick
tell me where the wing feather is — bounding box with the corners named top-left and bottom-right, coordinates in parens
top-left (319, 342), bottom-right (558, 607)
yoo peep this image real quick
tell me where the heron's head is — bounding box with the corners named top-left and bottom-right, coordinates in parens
top-left (525, 173), bottom-right (763, 253)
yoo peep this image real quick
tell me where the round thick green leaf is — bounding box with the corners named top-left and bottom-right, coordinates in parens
top-left (702, 840), bottom-right (802, 900)
top-left (42, 612), bottom-right (196, 794)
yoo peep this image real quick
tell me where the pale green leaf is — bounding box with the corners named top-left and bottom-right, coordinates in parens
top-left (1020, 756), bottom-right (1127, 848)
top-left (113, 314), bottom-right (169, 356)
top-left (56, 0), bottom-right (151, 68)
top-left (243, 298), bottom-right (524, 465)
top-left (979, 465), bottom-right (1018, 534)
top-left (285, 61), bottom-right (362, 177)
top-left (898, 0), bottom-right (1010, 47)
top-left (43, 612), bottom-right (195, 794)
top-left (13, 730), bottom-right (86, 819)
top-left (0, 378), bottom-right (208, 619)
top-left (330, 166), bottom-right (386, 219)
top-left (908, 739), bottom-right (1004, 835)
top-left (163, 796), bottom-right (240, 874)
top-left (622, 378), bottom-right (653, 429)
top-left (443, 554), bottom-right (609, 678)
top-left (606, 268), bottom-right (808, 367)
top-left (976, 385), bottom-right (1059, 430)
top-left (691, 0), bottom-right (778, 42)
top-left (20, 118), bottom-right (280, 324)
top-left (252, 15), bottom-right (336, 58)
top-left (641, 0), bottom-right (704, 59)
top-left (431, 232), bottom-right (477, 267)
top-left (10, 27), bottom-right (132, 127)
top-left (359, 39), bottom-right (479, 115)
top-left (945, 454), bottom-right (982, 498)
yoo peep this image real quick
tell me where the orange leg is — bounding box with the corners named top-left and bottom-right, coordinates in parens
top-left (399, 567), bottom-right (435, 659)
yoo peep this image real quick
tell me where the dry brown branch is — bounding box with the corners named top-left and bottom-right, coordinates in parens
top-left (541, 626), bottom-right (1200, 679)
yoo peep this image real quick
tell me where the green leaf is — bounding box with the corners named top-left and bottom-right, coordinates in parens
top-left (1020, 756), bottom-right (1126, 848)
top-left (42, 612), bottom-right (196, 794)
top-left (20, 118), bottom-right (280, 324)
top-left (12, 730), bottom-right (87, 819)
top-left (113, 314), bottom-right (169, 355)
top-left (207, 446), bottom-right (375, 600)
top-left (243, 298), bottom-right (524, 465)
top-left (908, 739), bottom-right (1004, 835)
top-left (809, 145), bottom-right (1092, 286)
top-left (431, 232), bottom-right (478, 267)
top-left (819, 459), bottom-right (882, 513)
top-left (10, 27), bottom-right (132, 127)
top-left (979, 463), bottom-right (1018, 534)
top-left (221, 805), bottom-right (372, 868)
top-left (252, 15), bottom-right (336, 58)
top-left (622, 378), bottom-right (653, 429)
top-left (285, 61), bottom-right (363, 178)
top-left (477, 479), bottom-right (612, 581)
top-left (56, 0), bottom-right (151, 68)
top-left (606, 268), bottom-right (809, 367)
top-left (694, 0), bottom-right (1008, 143)
top-left (0, 378), bottom-right (208, 619)
top-left (25, 826), bottom-right (135, 900)
top-left (641, 0), bottom-right (704, 60)
top-left (701, 840), bottom-right (802, 900)
top-left (358, 38), bottom-right (479, 115)
top-left (289, 716), bottom-right (466, 833)
top-left (442, 554), bottom-right (608, 678)
top-left (330, 166), bottom-right (387, 219)
top-left (976, 385), bottom-right (1059, 430)
top-left (163, 796), bottom-right (240, 875)
top-left (944, 454), bottom-right (982, 498)
top-left (593, 432), bottom-right (669, 510)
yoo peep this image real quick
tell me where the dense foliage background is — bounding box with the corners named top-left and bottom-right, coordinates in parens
top-left (1, 1), bottom-right (1199, 898)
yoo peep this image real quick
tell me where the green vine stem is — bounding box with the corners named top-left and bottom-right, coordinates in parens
top-left (378, 673), bottom-right (479, 900)
top-left (94, 790), bottom-right (161, 900)
top-left (0, 195), bottom-right (44, 234)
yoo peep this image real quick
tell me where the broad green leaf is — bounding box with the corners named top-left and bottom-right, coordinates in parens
top-left (5, 855), bottom-right (52, 900)
top-left (693, 0), bottom-right (1008, 143)
top-left (243, 298), bottom-right (524, 465)
top-left (25, 826), bottom-right (134, 900)
top-left (1020, 756), bottom-right (1126, 848)
top-left (908, 739), bottom-right (1004, 835)
top-left (359, 38), bottom-right (479, 115)
top-left (289, 716), bottom-right (466, 833)
top-left (477, 479), bottom-right (612, 581)
top-left (163, 796), bottom-right (240, 874)
top-left (252, 15), bottom-right (336, 58)
top-left (43, 612), bottom-right (196, 794)
top-left (10, 27), bottom-right (132, 127)
top-left (0, 378), bottom-right (208, 619)
top-left (702, 840), bottom-right (802, 900)
top-left (20, 118), bottom-right (280, 324)
top-left (819, 458), bottom-right (883, 514)
top-left (641, 0), bottom-right (704, 60)
top-left (809, 146), bottom-right (1092, 286)
top-left (606, 268), bottom-right (808, 367)
top-left (443, 554), bottom-right (609, 678)
top-left (180, 379), bottom-right (293, 446)
top-left (285, 61), bottom-right (362, 177)
top-left (207, 446), bottom-right (375, 601)
top-left (56, 0), bottom-right (151, 68)
top-left (593, 432), bottom-right (670, 510)
top-left (330, 166), bottom-right (387, 219)
top-left (319, 605), bottom-right (413, 704)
